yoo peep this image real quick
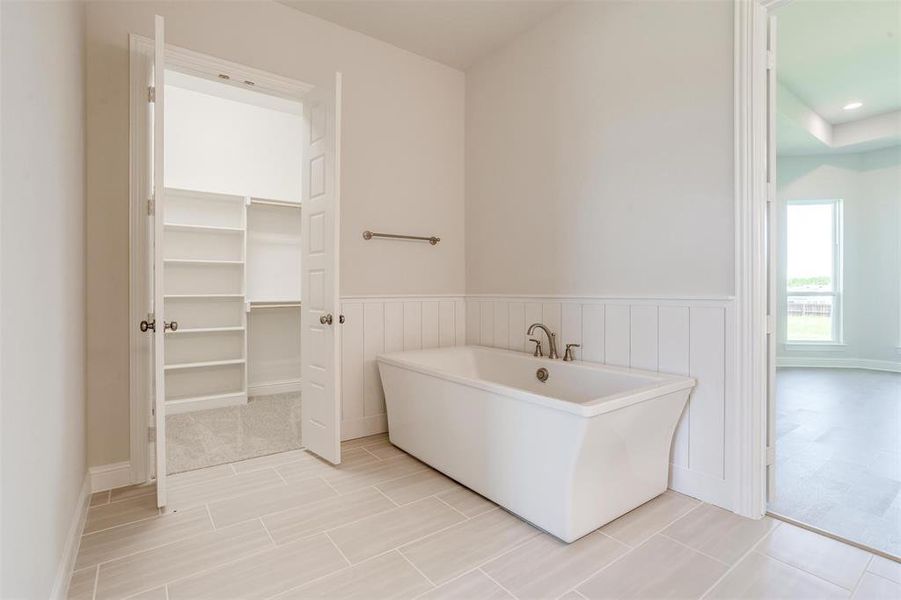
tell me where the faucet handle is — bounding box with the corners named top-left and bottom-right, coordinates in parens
top-left (563, 343), bottom-right (581, 362)
top-left (528, 338), bottom-right (544, 357)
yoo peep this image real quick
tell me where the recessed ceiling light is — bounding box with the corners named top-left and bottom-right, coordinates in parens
top-left (843, 101), bottom-right (863, 110)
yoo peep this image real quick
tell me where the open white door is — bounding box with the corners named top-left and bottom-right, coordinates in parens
top-left (765, 14), bottom-right (778, 503)
top-left (151, 15), bottom-right (168, 508)
top-left (301, 73), bottom-right (342, 464)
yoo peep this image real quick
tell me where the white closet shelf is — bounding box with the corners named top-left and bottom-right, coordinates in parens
top-left (163, 258), bottom-right (245, 266)
top-left (164, 222), bottom-right (244, 234)
top-left (164, 294), bottom-right (244, 299)
top-left (164, 358), bottom-right (246, 371)
top-left (166, 326), bottom-right (245, 334)
top-left (248, 197), bottom-right (302, 209)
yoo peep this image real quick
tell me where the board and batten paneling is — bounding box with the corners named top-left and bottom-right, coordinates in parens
top-left (339, 297), bottom-right (466, 440)
top-left (465, 296), bottom-right (735, 510)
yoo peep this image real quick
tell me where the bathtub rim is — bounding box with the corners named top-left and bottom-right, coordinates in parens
top-left (377, 345), bottom-right (695, 418)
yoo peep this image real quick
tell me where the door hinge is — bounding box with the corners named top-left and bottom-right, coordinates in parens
top-left (147, 426), bottom-right (156, 442)
top-left (766, 446), bottom-right (776, 466)
top-left (147, 197), bottom-right (154, 216)
top-left (148, 86), bottom-right (156, 103)
top-left (766, 50), bottom-right (775, 71)
top-left (766, 314), bottom-right (775, 335)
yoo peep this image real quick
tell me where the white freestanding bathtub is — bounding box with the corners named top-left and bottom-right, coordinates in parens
top-left (377, 345), bottom-right (695, 543)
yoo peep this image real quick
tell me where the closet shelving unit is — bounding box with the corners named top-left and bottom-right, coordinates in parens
top-left (162, 188), bottom-right (302, 414)
top-left (245, 197), bottom-right (303, 397)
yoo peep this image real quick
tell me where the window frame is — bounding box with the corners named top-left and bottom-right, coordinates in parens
top-left (782, 198), bottom-right (844, 345)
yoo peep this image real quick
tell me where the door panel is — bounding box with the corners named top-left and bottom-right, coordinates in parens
top-left (301, 74), bottom-right (342, 464)
top-left (766, 14), bottom-right (778, 503)
top-left (152, 14), bottom-right (168, 508)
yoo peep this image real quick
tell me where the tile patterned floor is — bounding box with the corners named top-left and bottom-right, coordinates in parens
top-left (769, 368), bottom-right (901, 557)
top-left (71, 435), bottom-right (901, 600)
top-left (166, 393), bottom-right (303, 474)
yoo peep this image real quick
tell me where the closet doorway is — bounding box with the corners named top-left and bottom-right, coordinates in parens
top-left (162, 70), bottom-right (305, 474)
top-left (130, 19), bottom-right (342, 509)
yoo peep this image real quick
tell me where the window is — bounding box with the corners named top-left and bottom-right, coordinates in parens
top-left (784, 199), bottom-right (843, 343)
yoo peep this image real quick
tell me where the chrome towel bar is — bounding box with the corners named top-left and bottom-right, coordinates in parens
top-left (362, 230), bottom-right (440, 245)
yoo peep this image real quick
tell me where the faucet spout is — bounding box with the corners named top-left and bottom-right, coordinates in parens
top-left (526, 323), bottom-right (559, 359)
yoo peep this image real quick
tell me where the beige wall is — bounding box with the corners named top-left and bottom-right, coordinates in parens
top-left (1, 1), bottom-right (88, 597)
top-left (465, 1), bottom-right (734, 297)
top-left (85, 1), bottom-right (465, 466)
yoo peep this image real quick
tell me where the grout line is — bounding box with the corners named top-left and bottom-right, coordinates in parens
top-left (857, 571), bottom-right (900, 591)
top-left (269, 501), bottom-right (511, 589)
top-left (164, 584), bottom-right (170, 600)
top-left (658, 532), bottom-right (733, 567)
top-left (82, 513), bottom-right (162, 537)
top-left (196, 480), bottom-right (393, 541)
top-left (432, 493), bottom-right (470, 519)
top-left (204, 504), bottom-right (217, 530)
top-left (398, 549), bottom-right (438, 587)
top-left (359, 446), bottom-right (382, 461)
top-left (322, 531), bottom-right (353, 567)
top-left (850, 554), bottom-right (874, 597)
top-left (80, 512), bottom-right (220, 571)
top-left (258, 518), bottom-right (277, 547)
top-left (411, 567), bottom-right (482, 599)
top-left (766, 511), bottom-right (898, 562)
top-left (325, 466), bottom-right (431, 496)
top-left (562, 500), bottom-right (709, 596)
top-left (698, 521), bottom-right (782, 599)
top-left (761, 546), bottom-right (871, 593)
top-left (318, 476), bottom-right (342, 496)
top-left (371, 485), bottom-right (401, 507)
top-left (478, 567), bottom-right (519, 598)
top-left (357, 465), bottom-right (430, 490)
top-left (117, 523), bottom-right (283, 599)
top-left (165, 476), bottom-right (289, 515)
top-left (91, 564), bottom-right (100, 600)
top-left (274, 468), bottom-right (289, 485)
top-left (395, 509), bottom-right (540, 583)
top-left (106, 488), bottom-right (156, 505)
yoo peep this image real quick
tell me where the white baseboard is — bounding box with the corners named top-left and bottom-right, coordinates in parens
top-left (167, 392), bottom-right (248, 415)
top-left (669, 463), bottom-right (734, 514)
top-left (776, 357), bottom-right (901, 373)
top-left (89, 461), bottom-right (133, 492)
top-left (342, 414), bottom-right (388, 441)
top-left (50, 472), bottom-right (90, 600)
top-left (249, 379), bottom-right (302, 396)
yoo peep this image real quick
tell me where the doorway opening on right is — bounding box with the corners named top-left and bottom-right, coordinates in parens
top-left (767, 0), bottom-right (901, 559)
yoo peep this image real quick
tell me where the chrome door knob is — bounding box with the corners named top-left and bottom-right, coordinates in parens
top-left (320, 313), bottom-right (334, 325)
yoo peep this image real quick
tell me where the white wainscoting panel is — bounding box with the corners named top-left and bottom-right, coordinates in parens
top-left (340, 296), bottom-right (466, 440)
top-left (465, 295), bottom-right (735, 511)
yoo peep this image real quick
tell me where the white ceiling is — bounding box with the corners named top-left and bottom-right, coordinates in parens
top-left (776, 0), bottom-right (901, 155)
top-left (277, 0), bottom-right (569, 70)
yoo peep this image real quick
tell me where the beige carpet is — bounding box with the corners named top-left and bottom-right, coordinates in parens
top-left (166, 392), bottom-right (302, 474)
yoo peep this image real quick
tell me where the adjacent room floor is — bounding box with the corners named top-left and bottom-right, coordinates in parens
top-left (166, 392), bottom-right (302, 474)
top-left (769, 368), bottom-right (901, 558)
top-left (71, 435), bottom-right (898, 600)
